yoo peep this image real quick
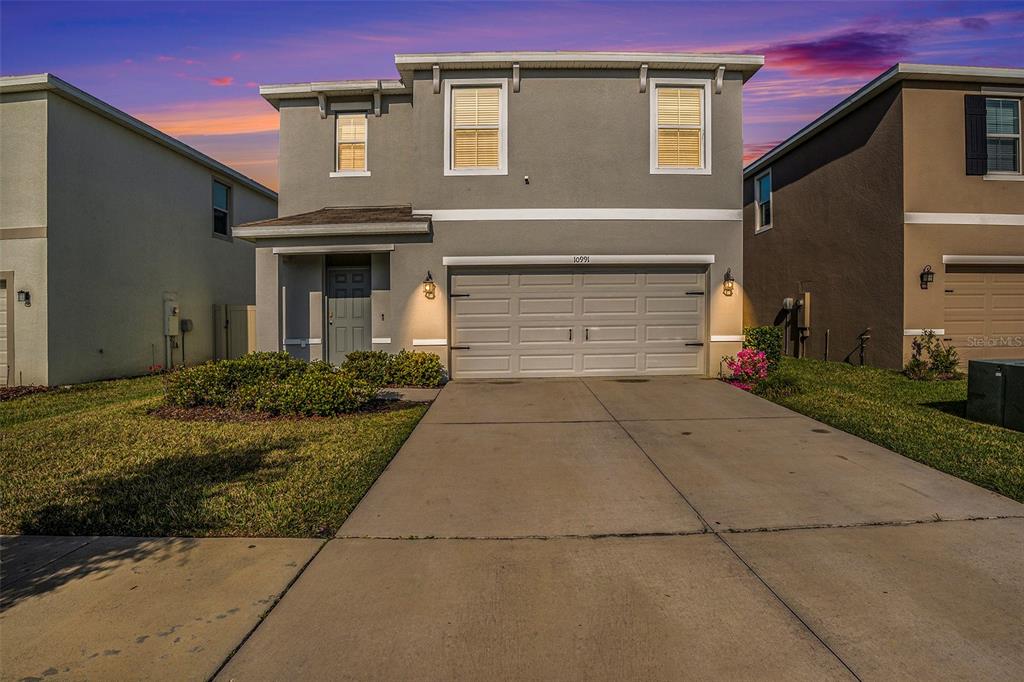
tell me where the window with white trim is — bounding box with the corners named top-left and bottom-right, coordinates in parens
top-left (986, 98), bottom-right (1021, 174)
top-left (754, 169), bottom-right (772, 232)
top-left (444, 79), bottom-right (507, 175)
top-left (336, 113), bottom-right (368, 174)
top-left (650, 79), bottom-right (711, 174)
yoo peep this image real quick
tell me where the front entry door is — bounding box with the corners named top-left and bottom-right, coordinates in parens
top-left (327, 267), bottom-right (371, 365)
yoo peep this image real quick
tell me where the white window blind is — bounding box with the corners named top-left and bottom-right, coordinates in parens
top-left (336, 113), bottom-right (367, 172)
top-left (451, 87), bottom-right (500, 169)
top-left (656, 87), bottom-right (703, 168)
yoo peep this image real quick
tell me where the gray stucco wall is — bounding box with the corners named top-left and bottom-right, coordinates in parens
top-left (278, 69), bottom-right (744, 214)
top-left (742, 84), bottom-right (905, 369)
top-left (0, 91), bottom-right (49, 384)
top-left (42, 92), bottom-right (277, 384)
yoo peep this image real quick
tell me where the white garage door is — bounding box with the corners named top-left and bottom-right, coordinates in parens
top-left (449, 266), bottom-right (706, 378)
top-left (944, 266), bottom-right (1024, 363)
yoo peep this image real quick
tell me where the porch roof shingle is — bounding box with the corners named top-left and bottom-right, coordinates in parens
top-left (233, 205), bottom-right (431, 239)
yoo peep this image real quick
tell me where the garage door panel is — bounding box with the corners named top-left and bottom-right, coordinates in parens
top-left (455, 327), bottom-right (512, 345)
top-left (944, 266), bottom-right (1024, 364)
top-left (520, 327), bottom-right (573, 344)
top-left (586, 326), bottom-right (638, 343)
top-left (520, 298), bottom-right (574, 315)
top-left (520, 354), bottom-right (575, 372)
top-left (451, 266), bottom-right (706, 377)
top-left (520, 272), bottom-right (573, 287)
top-left (454, 298), bottom-right (511, 317)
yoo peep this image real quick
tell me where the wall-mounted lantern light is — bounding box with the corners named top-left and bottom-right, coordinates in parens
top-left (919, 265), bottom-right (935, 290)
top-left (17, 289), bottom-right (31, 307)
top-left (723, 269), bottom-right (735, 297)
top-left (422, 271), bottom-right (436, 300)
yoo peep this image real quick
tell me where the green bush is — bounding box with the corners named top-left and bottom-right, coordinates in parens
top-left (905, 330), bottom-right (962, 380)
top-left (341, 350), bottom-right (445, 388)
top-left (340, 351), bottom-right (394, 388)
top-left (743, 326), bottom-right (783, 371)
top-left (391, 351), bottom-right (446, 388)
top-left (164, 352), bottom-right (375, 415)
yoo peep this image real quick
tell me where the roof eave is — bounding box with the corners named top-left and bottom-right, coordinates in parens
top-left (260, 79), bottom-right (410, 107)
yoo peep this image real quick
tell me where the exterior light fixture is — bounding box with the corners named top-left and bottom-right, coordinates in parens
top-left (723, 269), bottom-right (735, 297)
top-left (422, 271), bottom-right (436, 299)
top-left (17, 289), bottom-right (31, 307)
top-left (919, 265), bottom-right (935, 290)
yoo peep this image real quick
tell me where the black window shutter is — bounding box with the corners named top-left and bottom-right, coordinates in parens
top-left (965, 95), bottom-right (987, 175)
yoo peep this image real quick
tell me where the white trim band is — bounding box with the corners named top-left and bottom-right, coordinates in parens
top-left (371, 337), bottom-right (392, 344)
top-left (904, 329), bottom-right (945, 336)
top-left (412, 338), bottom-right (448, 346)
top-left (273, 244), bottom-right (394, 255)
top-left (442, 254), bottom-right (715, 266)
top-left (710, 335), bottom-right (744, 342)
top-left (942, 255), bottom-right (1024, 265)
top-left (283, 337), bottom-right (322, 347)
top-left (905, 212), bottom-right (1024, 226)
top-left (421, 208), bottom-right (741, 222)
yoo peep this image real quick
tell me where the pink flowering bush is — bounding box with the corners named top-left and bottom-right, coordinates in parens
top-left (724, 348), bottom-right (769, 391)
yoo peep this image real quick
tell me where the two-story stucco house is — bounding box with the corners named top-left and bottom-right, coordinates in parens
top-left (743, 64), bottom-right (1024, 369)
top-left (236, 51), bottom-right (763, 378)
top-left (0, 74), bottom-right (278, 386)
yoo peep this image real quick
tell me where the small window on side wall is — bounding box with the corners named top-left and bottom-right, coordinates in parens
top-left (986, 98), bottom-right (1021, 174)
top-left (754, 169), bottom-right (772, 232)
top-left (213, 180), bottom-right (230, 236)
top-left (336, 113), bottom-right (368, 174)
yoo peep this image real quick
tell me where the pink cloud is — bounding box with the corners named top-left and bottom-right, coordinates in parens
top-left (208, 76), bottom-right (234, 87)
top-left (744, 141), bottom-right (783, 165)
top-left (132, 97), bottom-right (277, 136)
top-left (766, 30), bottom-right (908, 78)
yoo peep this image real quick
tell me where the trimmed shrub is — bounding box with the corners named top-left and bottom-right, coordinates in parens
top-left (341, 350), bottom-right (446, 388)
top-left (743, 326), bottom-right (783, 371)
top-left (340, 350), bottom-right (394, 388)
top-left (390, 351), bottom-right (445, 388)
top-left (164, 352), bottom-right (375, 415)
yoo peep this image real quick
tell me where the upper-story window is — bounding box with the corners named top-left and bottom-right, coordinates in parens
top-left (443, 79), bottom-right (507, 175)
top-left (212, 180), bottom-right (230, 236)
top-left (650, 79), bottom-right (711, 175)
top-left (986, 97), bottom-right (1021, 174)
top-left (336, 113), bottom-right (369, 175)
top-left (754, 169), bottom-right (772, 232)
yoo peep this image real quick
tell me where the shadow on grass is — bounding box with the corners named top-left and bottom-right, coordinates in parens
top-left (923, 400), bottom-right (968, 418)
top-left (1, 439), bottom-right (300, 609)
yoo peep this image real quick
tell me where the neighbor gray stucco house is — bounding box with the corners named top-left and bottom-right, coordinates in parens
top-left (0, 74), bottom-right (278, 386)
top-left (236, 51), bottom-right (763, 378)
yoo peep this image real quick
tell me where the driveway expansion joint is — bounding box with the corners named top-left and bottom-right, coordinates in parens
top-left (719, 513), bottom-right (1024, 535)
top-left (333, 530), bottom-right (710, 541)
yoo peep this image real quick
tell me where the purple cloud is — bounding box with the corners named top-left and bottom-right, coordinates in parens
top-left (767, 30), bottom-right (909, 77)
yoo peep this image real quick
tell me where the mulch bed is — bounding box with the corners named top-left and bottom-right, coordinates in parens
top-left (0, 385), bottom-right (51, 402)
top-left (149, 399), bottom-right (420, 422)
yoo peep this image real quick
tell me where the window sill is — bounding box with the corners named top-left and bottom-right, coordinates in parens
top-left (754, 224), bottom-right (773, 234)
top-left (444, 168), bottom-right (507, 177)
top-left (983, 173), bottom-right (1024, 181)
top-left (211, 231), bottom-right (233, 242)
top-left (650, 167), bottom-right (712, 175)
top-left (329, 171), bottom-right (371, 178)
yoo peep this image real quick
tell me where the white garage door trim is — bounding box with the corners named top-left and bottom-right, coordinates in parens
top-left (942, 254), bottom-right (1024, 265)
top-left (443, 254), bottom-right (715, 266)
top-left (449, 265), bottom-right (708, 378)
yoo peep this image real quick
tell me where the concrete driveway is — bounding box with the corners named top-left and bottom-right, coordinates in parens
top-left (216, 377), bottom-right (1024, 681)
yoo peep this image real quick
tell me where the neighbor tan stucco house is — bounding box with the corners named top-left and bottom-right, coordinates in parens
top-left (0, 74), bottom-right (278, 386)
top-left (236, 51), bottom-right (763, 378)
top-left (743, 64), bottom-right (1024, 369)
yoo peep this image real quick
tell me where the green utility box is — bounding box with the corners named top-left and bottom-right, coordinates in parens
top-left (967, 360), bottom-right (1024, 432)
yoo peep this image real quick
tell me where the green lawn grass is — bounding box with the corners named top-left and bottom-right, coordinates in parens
top-left (0, 375), bottom-right (427, 537)
top-left (765, 358), bottom-right (1024, 503)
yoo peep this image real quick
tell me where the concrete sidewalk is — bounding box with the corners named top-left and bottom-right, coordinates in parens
top-left (217, 377), bottom-right (1024, 681)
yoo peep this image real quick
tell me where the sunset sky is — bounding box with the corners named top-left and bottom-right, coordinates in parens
top-left (3, 1), bottom-right (1023, 190)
